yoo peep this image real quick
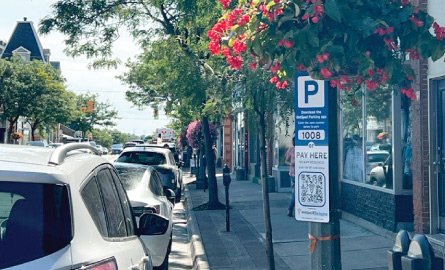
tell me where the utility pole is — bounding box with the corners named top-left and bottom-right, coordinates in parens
top-left (293, 73), bottom-right (341, 269)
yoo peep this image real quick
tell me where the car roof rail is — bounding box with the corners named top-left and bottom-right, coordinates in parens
top-left (49, 143), bottom-right (101, 165)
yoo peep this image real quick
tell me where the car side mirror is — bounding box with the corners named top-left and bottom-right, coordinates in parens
top-left (378, 162), bottom-right (384, 167)
top-left (164, 188), bottom-right (176, 205)
top-left (137, 213), bottom-right (169, 236)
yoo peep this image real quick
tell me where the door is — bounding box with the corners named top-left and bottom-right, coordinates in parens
top-left (437, 80), bottom-right (445, 231)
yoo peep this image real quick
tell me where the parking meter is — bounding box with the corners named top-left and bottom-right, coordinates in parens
top-left (223, 164), bottom-right (231, 231)
top-left (223, 164), bottom-right (231, 186)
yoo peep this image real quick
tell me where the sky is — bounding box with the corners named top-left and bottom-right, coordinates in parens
top-left (0, 0), bottom-right (170, 136)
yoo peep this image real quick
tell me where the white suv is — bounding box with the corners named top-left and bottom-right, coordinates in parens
top-left (0, 143), bottom-right (169, 270)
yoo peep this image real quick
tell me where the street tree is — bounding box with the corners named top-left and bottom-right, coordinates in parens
top-left (25, 65), bottom-right (76, 141)
top-left (210, 0), bottom-right (445, 269)
top-left (122, 39), bottom-right (229, 209)
top-left (91, 129), bottom-right (113, 148)
top-left (0, 59), bottom-right (57, 143)
top-left (68, 93), bottom-right (118, 136)
top-left (229, 67), bottom-right (293, 270)
top-left (40, 0), bottom-right (228, 209)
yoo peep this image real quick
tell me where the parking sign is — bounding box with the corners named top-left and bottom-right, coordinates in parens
top-left (294, 73), bottom-right (330, 223)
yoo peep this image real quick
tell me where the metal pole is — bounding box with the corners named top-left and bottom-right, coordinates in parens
top-left (309, 86), bottom-right (341, 269)
top-left (225, 185), bottom-right (230, 232)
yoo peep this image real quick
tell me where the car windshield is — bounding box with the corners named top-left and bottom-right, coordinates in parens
top-left (115, 166), bottom-right (148, 191)
top-left (112, 144), bottom-right (123, 149)
top-left (0, 182), bottom-right (72, 269)
top-left (116, 151), bottom-right (167, 166)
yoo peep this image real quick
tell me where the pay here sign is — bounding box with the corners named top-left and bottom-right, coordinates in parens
top-left (294, 73), bottom-right (330, 223)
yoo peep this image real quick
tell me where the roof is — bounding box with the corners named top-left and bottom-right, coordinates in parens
top-left (1, 19), bottom-right (46, 61)
top-left (0, 144), bottom-right (53, 165)
top-left (0, 144), bottom-right (108, 185)
top-left (122, 145), bottom-right (172, 154)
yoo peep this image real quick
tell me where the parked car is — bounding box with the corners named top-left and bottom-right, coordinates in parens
top-left (114, 162), bottom-right (175, 269)
top-left (369, 155), bottom-right (393, 188)
top-left (49, 142), bottom-right (63, 148)
top-left (111, 143), bottom-right (124, 154)
top-left (0, 143), bottom-right (169, 270)
top-left (26, 140), bottom-right (49, 148)
top-left (116, 146), bottom-right (183, 202)
top-left (366, 150), bottom-right (390, 180)
top-left (141, 143), bottom-right (180, 163)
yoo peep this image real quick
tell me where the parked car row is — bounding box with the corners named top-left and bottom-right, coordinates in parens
top-left (0, 142), bottom-right (183, 270)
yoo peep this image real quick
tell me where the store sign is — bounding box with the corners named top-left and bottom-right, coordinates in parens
top-left (294, 73), bottom-right (330, 223)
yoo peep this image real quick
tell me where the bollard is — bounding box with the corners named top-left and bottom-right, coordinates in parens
top-left (401, 234), bottom-right (433, 270)
top-left (387, 230), bottom-right (411, 270)
top-left (223, 164), bottom-right (231, 232)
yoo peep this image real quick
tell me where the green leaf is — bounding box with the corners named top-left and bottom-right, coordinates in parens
top-left (306, 28), bottom-right (320, 47)
top-left (431, 45), bottom-right (445, 61)
top-left (324, 0), bottom-right (342, 23)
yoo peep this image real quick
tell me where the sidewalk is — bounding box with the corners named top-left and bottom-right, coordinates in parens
top-left (183, 172), bottom-right (393, 270)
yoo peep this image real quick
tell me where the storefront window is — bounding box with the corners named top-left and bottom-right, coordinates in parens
top-left (401, 95), bottom-right (413, 190)
top-left (342, 90), bottom-right (364, 183)
top-left (341, 86), bottom-right (395, 190)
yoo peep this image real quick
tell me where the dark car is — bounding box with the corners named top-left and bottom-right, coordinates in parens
top-left (115, 146), bottom-right (183, 202)
top-left (138, 143), bottom-right (180, 163)
top-left (111, 143), bottom-right (123, 154)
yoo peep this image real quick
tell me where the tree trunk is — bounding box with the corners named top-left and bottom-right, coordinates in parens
top-left (258, 111), bottom-right (275, 270)
top-left (7, 117), bottom-right (18, 144)
top-left (202, 116), bottom-right (221, 209)
top-left (31, 121), bottom-right (40, 141)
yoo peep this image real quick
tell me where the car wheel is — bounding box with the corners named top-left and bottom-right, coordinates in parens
top-left (175, 188), bottom-right (182, 203)
top-left (369, 177), bottom-right (378, 186)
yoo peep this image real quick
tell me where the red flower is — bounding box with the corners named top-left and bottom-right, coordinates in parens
top-left (249, 62), bottom-right (258, 70)
top-left (433, 22), bottom-right (445, 40)
top-left (221, 47), bottom-right (231, 57)
top-left (227, 55), bottom-right (243, 70)
top-left (219, 0), bottom-right (232, 9)
top-left (311, 16), bottom-right (319, 24)
top-left (297, 64), bottom-right (307, 71)
top-left (278, 39), bottom-right (295, 48)
top-left (401, 87), bottom-right (416, 100)
top-left (320, 67), bottom-right (332, 78)
top-left (209, 41), bottom-right (221, 55)
top-left (239, 14), bottom-right (250, 26)
top-left (232, 39), bottom-right (247, 54)
top-left (270, 62), bottom-right (281, 73)
top-left (269, 76), bottom-right (279, 84)
top-left (281, 80), bottom-right (289, 89)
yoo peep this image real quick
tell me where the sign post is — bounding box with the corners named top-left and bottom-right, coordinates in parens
top-left (294, 73), bottom-right (341, 269)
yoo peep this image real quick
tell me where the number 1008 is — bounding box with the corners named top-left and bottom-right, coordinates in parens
top-left (298, 130), bottom-right (325, 140)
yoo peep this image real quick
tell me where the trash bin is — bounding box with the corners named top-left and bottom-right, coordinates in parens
top-left (236, 168), bottom-right (245, 181)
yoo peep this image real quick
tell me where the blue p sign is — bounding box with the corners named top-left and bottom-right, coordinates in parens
top-left (305, 81), bottom-right (319, 104)
top-left (297, 76), bottom-right (325, 108)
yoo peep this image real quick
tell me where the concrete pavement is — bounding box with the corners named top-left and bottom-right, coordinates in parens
top-left (183, 171), bottom-right (394, 270)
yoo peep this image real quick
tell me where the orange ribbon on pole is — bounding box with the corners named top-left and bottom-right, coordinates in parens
top-left (308, 233), bottom-right (340, 253)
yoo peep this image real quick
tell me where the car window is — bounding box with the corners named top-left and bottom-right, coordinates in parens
top-left (116, 152), bottom-right (167, 166)
top-left (81, 177), bottom-right (108, 237)
top-left (149, 171), bottom-right (164, 196)
top-left (168, 153), bottom-right (176, 165)
top-left (368, 153), bottom-right (389, 163)
top-left (115, 166), bottom-right (147, 190)
top-left (109, 169), bottom-right (135, 236)
top-left (0, 182), bottom-right (72, 269)
top-left (96, 169), bottom-right (128, 238)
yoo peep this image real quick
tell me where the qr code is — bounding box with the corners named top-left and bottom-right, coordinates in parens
top-left (297, 172), bottom-right (326, 207)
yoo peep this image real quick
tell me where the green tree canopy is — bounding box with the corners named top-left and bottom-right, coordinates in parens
top-left (68, 93), bottom-right (118, 135)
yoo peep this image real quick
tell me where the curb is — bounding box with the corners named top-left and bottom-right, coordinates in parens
top-left (184, 182), bottom-right (210, 270)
